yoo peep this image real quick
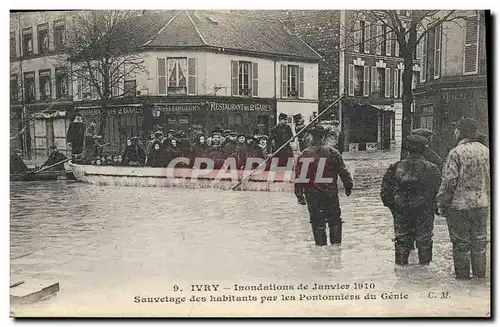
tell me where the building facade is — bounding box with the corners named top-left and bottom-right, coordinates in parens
top-left (413, 10), bottom-right (488, 158)
top-left (10, 10), bottom-right (320, 158)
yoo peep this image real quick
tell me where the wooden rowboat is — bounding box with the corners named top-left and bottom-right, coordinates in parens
top-left (10, 170), bottom-right (76, 182)
top-left (68, 161), bottom-right (354, 192)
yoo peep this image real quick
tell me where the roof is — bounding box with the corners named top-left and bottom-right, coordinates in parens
top-left (140, 10), bottom-right (321, 61)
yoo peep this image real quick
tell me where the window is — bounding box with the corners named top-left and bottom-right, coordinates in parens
top-left (22, 28), bottom-right (33, 56)
top-left (37, 23), bottom-right (49, 54)
top-left (386, 31), bottom-right (392, 56)
top-left (280, 64), bottom-right (303, 98)
top-left (39, 70), bottom-right (52, 101)
top-left (238, 61), bottom-right (251, 95)
top-left (370, 67), bottom-right (377, 94)
top-left (420, 106), bottom-right (434, 130)
top-left (374, 67), bottom-right (390, 97)
top-left (24, 72), bottom-right (35, 102)
top-left (434, 24), bottom-right (442, 79)
top-left (350, 65), bottom-right (369, 97)
top-left (412, 71), bottom-right (419, 90)
top-left (167, 58), bottom-right (187, 95)
top-left (53, 20), bottom-right (65, 50)
top-left (10, 32), bottom-right (16, 57)
top-left (55, 68), bottom-right (68, 98)
top-left (464, 13), bottom-right (480, 75)
top-left (376, 25), bottom-right (383, 55)
top-left (124, 80), bottom-right (136, 98)
top-left (395, 31), bottom-right (400, 57)
top-left (399, 69), bottom-right (404, 98)
top-left (158, 58), bottom-right (166, 95)
top-left (384, 67), bottom-right (391, 97)
top-left (420, 34), bottom-right (427, 82)
top-left (393, 69), bottom-right (399, 98)
top-left (415, 31), bottom-right (422, 60)
top-left (363, 21), bottom-right (371, 53)
top-left (231, 60), bottom-right (258, 97)
top-left (354, 21), bottom-right (361, 52)
top-left (10, 75), bottom-right (18, 102)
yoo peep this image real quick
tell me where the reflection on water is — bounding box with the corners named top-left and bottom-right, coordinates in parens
top-left (10, 181), bottom-right (490, 316)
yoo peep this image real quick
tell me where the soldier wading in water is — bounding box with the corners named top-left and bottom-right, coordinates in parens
top-left (380, 135), bottom-right (441, 266)
top-left (294, 124), bottom-right (353, 246)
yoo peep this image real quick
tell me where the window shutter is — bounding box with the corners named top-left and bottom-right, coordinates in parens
top-left (76, 79), bottom-right (81, 101)
top-left (157, 58), bottom-right (166, 95)
top-left (364, 21), bottom-right (371, 53)
top-left (231, 60), bottom-right (239, 96)
top-left (400, 69), bottom-right (403, 97)
top-left (354, 21), bottom-right (360, 52)
top-left (386, 31), bottom-right (392, 56)
top-left (299, 66), bottom-right (304, 98)
top-left (363, 66), bottom-right (370, 96)
top-left (376, 25), bottom-right (383, 55)
top-left (187, 58), bottom-right (196, 95)
top-left (281, 64), bottom-right (288, 98)
top-left (252, 62), bottom-right (258, 97)
top-left (395, 31), bottom-right (400, 57)
top-left (434, 25), bottom-right (441, 79)
top-left (393, 69), bottom-right (399, 98)
top-left (348, 64), bottom-right (354, 96)
top-left (384, 67), bottom-right (390, 98)
top-left (464, 14), bottom-right (479, 74)
top-left (371, 67), bottom-right (377, 94)
top-left (420, 35), bottom-right (427, 82)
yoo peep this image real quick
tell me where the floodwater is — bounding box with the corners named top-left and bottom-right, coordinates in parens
top-left (10, 179), bottom-right (490, 317)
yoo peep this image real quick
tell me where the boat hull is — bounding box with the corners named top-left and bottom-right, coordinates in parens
top-left (68, 162), bottom-right (296, 192)
top-left (10, 170), bottom-right (76, 182)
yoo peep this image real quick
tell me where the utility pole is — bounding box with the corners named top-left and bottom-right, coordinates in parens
top-left (17, 12), bottom-right (29, 159)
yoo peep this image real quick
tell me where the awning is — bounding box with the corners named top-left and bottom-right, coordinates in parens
top-left (31, 110), bottom-right (67, 119)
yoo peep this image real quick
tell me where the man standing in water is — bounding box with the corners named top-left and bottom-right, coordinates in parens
top-left (294, 125), bottom-right (353, 246)
top-left (380, 135), bottom-right (441, 266)
top-left (437, 117), bottom-right (490, 280)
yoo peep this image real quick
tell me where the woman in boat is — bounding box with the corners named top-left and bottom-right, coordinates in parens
top-left (177, 131), bottom-right (192, 159)
top-left (146, 141), bottom-right (166, 167)
top-left (122, 138), bottom-right (146, 167)
top-left (190, 134), bottom-right (209, 168)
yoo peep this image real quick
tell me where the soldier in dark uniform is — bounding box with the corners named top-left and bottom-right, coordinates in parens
top-left (380, 135), bottom-right (441, 265)
top-left (295, 125), bottom-right (353, 246)
top-left (269, 113), bottom-right (294, 167)
top-left (410, 128), bottom-right (443, 171)
top-left (41, 145), bottom-right (68, 171)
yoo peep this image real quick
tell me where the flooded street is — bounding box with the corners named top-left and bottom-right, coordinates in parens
top-left (10, 175), bottom-right (490, 317)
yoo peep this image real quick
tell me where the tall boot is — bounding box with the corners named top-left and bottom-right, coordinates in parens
top-left (395, 243), bottom-right (410, 265)
top-left (329, 222), bottom-right (343, 245)
top-left (312, 227), bottom-right (327, 246)
top-left (418, 244), bottom-right (433, 265)
top-left (471, 249), bottom-right (486, 278)
top-left (452, 246), bottom-right (471, 280)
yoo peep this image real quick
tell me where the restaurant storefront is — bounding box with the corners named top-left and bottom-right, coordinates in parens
top-left (149, 97), bottom-right (276, 136)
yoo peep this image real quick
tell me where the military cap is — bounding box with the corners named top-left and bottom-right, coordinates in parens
top-left (223, 129), bottom-right (232, 135)
top-left (278, 113), bottom-right (288, 120)
top-left (412, 128), bottom-right (433, 139)
top-left (167, 129), bottom-right (176, 133)
top-left (293, 113), bottom-right (303, 122)
top-left (406, 134), bottom-right (429, 146)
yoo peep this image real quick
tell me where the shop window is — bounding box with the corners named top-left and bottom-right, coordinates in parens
top-left (420, 106), bottom-right (434, 130)
top-left (167, 58), bottom-right (187, 95)
top-left (167, 115), bottom-right (177, 125)
top-left (373, 67), bottom-right (390, 97)
top-left (37, 23), bottom-right (49, 54)
top-left (124, 80), bottom-right (136, 98)
top-left (53, 20), bottom-right (65, 50)
top-left (55, 68), bottom-right (68, 98)
top-left (24, 72), bottom-right (35, 102)
top-left (39, 70), bottom-right (52, 101)
top-left (178, 114), bottom-right (189, 125)
top-left (10, 75), bottom-right (18, 102)
top-left (228, 114), bottom-right (243, 125)
top-left (280, 64), bottom-right (304, 98)
top-left (22, 28), bottom-right (33, 56)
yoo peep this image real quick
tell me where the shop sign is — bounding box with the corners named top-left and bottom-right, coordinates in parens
top-left (152, 104), bottom-right (202, 113)
top-left (77, 106), bottom-right (143, 117)
top-left (208, 101), bottom-right (273, 112)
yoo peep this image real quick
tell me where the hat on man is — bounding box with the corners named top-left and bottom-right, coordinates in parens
top-left (259, 135), bottom-right (269, 141)
top-left (412, 128), bottom-right (433, 139)
top-left (309, 124), bottom-right (326, 138)
top-left (293, 113), bottom-right (303, 123)
top-left (229, 131), bottom-right (238, 136)
top-left (406, 134), bottom-right (428, 153)
top-left (332, 120), bottom-right (340, 126)
top-left (212, 128), bottom-right (222, 135)
top-left (223, 129), bottom-right (232, 137)
top-left (453, 117), bottom-right (478, 138)
top-left (167, 129), bottom-right (176, 134)
top-left (154, 130), bottom-right (164, 137)
top-left (279, 113), bottom-right (288, 120)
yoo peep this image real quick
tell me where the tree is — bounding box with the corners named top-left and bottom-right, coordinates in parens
top-left (341, 10), bottom-right (468, 158)
top-left (58, 10), bottom-right (147, 136)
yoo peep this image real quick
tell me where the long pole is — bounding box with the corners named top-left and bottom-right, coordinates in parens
top-left (232, 94), bottom-right (345, 191)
